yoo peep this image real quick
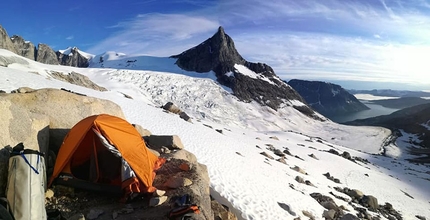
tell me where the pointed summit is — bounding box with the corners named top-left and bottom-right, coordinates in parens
top-left (171, 27), bottom-right (319, 120)
top-left (172, 26), bottom-right (245, 74)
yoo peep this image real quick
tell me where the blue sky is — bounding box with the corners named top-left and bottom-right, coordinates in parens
top-left (2, 0), bottom-right (430, 90)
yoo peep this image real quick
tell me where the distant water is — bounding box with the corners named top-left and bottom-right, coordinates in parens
top-left (329, 101), bottom-right (400, 123)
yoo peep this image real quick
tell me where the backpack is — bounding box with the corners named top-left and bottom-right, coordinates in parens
top-left (6, 143), bottom-right (47, 220)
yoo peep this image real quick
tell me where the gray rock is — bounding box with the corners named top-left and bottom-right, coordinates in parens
top-left (260, 151), bottom-right (274, 160)
top-left (321, 201), bottom-right (338, 211)
top-left (68, 213), bottom-right (85, 220)
top-left (340, 213), bottom-right (359, 220)
top-left (170, 149), bottom-right (198, 164)
top-left (163, 176), bottom-right (193, 188)
top-left (347, 189), bottom-right (364, 200)
top-left (342, 151), bottom-right (352, 160)
top-left (302, 210), bottom-right (315, 220)
top-left (133, 124), bottom-right (152, 137)
top-left (291, 166), bottom-right (306, 175)
top-left (10, 35), bottom-right (36, 60)
top-left (295, 176), bottom-right (305, 183)
top-left (36, 43), bottom-right (59, 65)
top-left (211, 200), bottom-right (238, 220)
top-left (87, 209), bottom-right (104, 220)
top-left (0, 88), bottom-right (124, 154)
top-left (416, 215), bottom-right (426, 220)
top-left (323, 209), bottom-right (336, 220)
top-left (56, 47), bottom-right (90, 67)
top-left (162, 102), bottom-right (182, 114)
top-left (171, 27), bottom-right (317, 117)
top-left (269, 136), bottom-right (279, 140)
top-left (50, 72), bottom-right (107, 91)
top-left (149, 195), bottom-right (168, 207)
top-left (179, 111), bottom-right (191, 122)
top-left (274, 149), bottom-right (285, 157)
top-left (0, 25), bottom-right (17, 54)
top-left (308, 154), bottom-right (319, 160)
top-left (276, 157), bottom-right (287, 164)
top-left (145, 135), bottom-right (184, 150)
top-left (361, 195), bottom-right (379, 211)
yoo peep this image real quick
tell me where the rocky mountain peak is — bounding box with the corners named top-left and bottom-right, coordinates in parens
top-left (172, 26), bottom-right (245, 74)
top-left (172, 27), bottom-right (319, 119)
top-left (10, 35), bottom-right (36, 60)
top-left (0, 25), bottom-right (17, 54)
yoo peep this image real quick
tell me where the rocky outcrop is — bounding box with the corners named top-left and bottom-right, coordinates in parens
top-left (36, 43), bottom-right (59, 65)
top-left (288, 79), bottom-right (369, 117)
top-left (172, 27), bottom-right (314, 117)
top-left (0, 25), bottom-right (17, 54)
top-left (56, 47), bottom-right (90, 67)
top-left (50, 71), bottom-right (107, 91)
top-left (10, 35), bottom-right (36, 60)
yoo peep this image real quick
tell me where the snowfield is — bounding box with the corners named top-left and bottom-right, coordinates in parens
top-left (1, 49), bottom-right (429, 219)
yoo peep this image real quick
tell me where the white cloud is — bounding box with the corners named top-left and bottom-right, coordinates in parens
top-left (66, 35), bottom-right (74, 40)
top-left (88, 13), bottom-right (219, 55)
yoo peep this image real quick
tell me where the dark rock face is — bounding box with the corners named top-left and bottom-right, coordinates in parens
top-left (10, 35), bottom-right (36, 60)
top-left (172, 27), bottom-right (313, 118)
top-left (0, 25), bottom-right (17, 54)
top-left (36, 43), bottom-right (59, 65)
top-left (56, 47), bottom-right (90, 67)
top-left (288, 79), bottom-right (369, 117)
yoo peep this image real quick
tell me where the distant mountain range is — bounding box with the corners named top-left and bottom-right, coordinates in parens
top-left (288, 79), bottom-right (369, 118)
top-left (349, 89), bottom-right (430, 97)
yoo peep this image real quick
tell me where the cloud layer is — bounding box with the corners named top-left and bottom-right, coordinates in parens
top-left (88, 0), bottom-right (430, 89)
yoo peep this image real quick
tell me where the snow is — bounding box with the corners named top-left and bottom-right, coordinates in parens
top-left (1, 48), bottom-right (429, 219)
top-left (58, 47), bottom-right (95, 59)
top-left (354, 94), bottom-right (399, 100)
top-left (233, 64), bottom-right (281, 85)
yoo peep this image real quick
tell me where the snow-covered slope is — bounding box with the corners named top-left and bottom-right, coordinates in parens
top-left (1, 49), bottom-right (429, 219)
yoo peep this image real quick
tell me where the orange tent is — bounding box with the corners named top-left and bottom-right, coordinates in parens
top-left (49, 114), bottom-right (164, 197)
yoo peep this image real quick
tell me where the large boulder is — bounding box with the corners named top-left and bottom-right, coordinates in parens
top-left (0, 88), bottom-right (124, 196)
top-left (0, 88), bottom-right (124, 153)
top-left (36, 43), bottom-right (59, 65)
top-left (0, 25), bottom-right (17, 54)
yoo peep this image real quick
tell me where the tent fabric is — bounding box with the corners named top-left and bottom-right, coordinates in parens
top-left (48, 114), bottom-right (165, 195)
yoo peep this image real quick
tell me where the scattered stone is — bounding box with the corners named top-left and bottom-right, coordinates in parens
top-left (211, 200), bottom-right (238, 220)
top-left (153, 189), bottom-right (166, 197)
top-left (341, 151), bottom-right (352, 160)
top-left (163, 176), bottom-right (193, 188)
top-left (260, 152), bottom-right (274, 160)
top-left (305, 180), bottom-right (314, 187)
top-left (274, 149), bottom-right (285, 157)
top-left (295, 176), bottom-right (305, 184)
top-left (294, 155), bottom-right (304, 161)
top-left (308, 154), bottom-right (319, 160)
top-left (45, 189), bottom-right (54, 200)
top-left (149, 195), bottom-right (168, 207)
top-left (236, 152), bottom-right (244, 157)
top-left (269, 136), bottom-right (279, 140)
top-left (283, 149), bottom-right (293, 156)
top-left (340, 213), bottom-right (359, 220)
top-left (11, 87), bottom-right (35, 93)
top-left (302, 210), bottom-right (315, 220)
top-left (203, 124), bottom-right (213, 129)
top-left (215, 129), bottom-right (223, 134)
top-left (328, 149), bottom-right (340, 155)
top-left (179, 112), bottom-right (191, 122)
top-left (362, 195), bottom-right (379, 211)
top-left (323, 209), bottom-right (336, 220)
top-left (321, 201), bottom-right (338, 210)
top-left (346, 189), bottom-right (364, 200)
top-left (364, 173), bottom-right (369, 177)
top-left (145, 135), bottom-right (184, 150)
top-left (276, 157), bottom-right (287, 164)
top-left (333, 178), bottom-right (340, 184)
top-left (401, 190), bottom-right (414, 199)
top-left (87, 209), bottom-right (104, 220)
top-left (291, 166), bottom-right (307, 175)
top-left (68, 213), bottom-right (85, 220)
top-left (256, 137), bottom-right (261, 140)
top-left (256, 145), bottom-right (261, 149)
top-left (162, 102), bottom-right (182, 114)
top-left (416, 215), bottom-right (426, 220)
top-left (160, 146), bottom-right (171, 154)
top-left (265, 144), bottom-right (275, 151)
top-left (277, 202), bottom-right (296, 216)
